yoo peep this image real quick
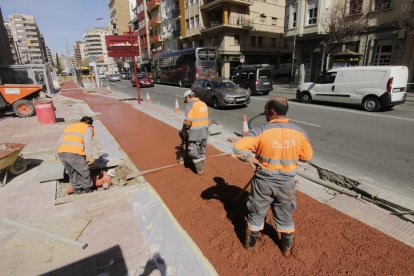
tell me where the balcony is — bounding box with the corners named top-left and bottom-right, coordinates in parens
top-left (148, 16), bottom-right (162, 27)
top-left (200, 0), bottom-right (252, 10)
top-left (201, 16), bottom-right (252, 33)
top-left (149, 34), bottom-right (162, 44)
top-left (147, 0), bottom-right (160, 11)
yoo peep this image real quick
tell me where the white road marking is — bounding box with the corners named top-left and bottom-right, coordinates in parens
top-left (290, 120), bottom-right (322, 127)
top-left (251, 96), bottom-right (414, 123)
top-left (250, 97), bottom-right (322, 127)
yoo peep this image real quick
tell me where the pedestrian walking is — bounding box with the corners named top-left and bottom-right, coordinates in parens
top-left (182, 90), bottom-right (209, 174)
top-left (57, 116), bottom-right (95, 194)
top-left (233, 96), bottom-right (313, 256)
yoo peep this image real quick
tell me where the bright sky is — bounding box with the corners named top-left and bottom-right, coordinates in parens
top-left (1, 0), bottom-right (109, 55)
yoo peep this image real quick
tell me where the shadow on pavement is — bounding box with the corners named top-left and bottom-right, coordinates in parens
top-left (140, 253), bottom-right (167, 276)
top-left (41, 245), bottom-right (128, 275)
top-left (201, 177), bottom-right (248, 245)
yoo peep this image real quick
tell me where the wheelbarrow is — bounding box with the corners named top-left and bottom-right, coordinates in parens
top-left (0, 143), bottom-right (27, 186)
top-left (0, 84), bottom-right (43, 117)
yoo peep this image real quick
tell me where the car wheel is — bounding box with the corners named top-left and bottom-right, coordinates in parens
top-left (363, 96), bottom-right (380, 112)
top-left (300, 92), bottom-right (312, 103)
top-left (212, 97), bottom-right (220, 109)
top-left (263, 91), bottom-right (270, 96)
top-left (178, 79), bottom-right (184, 87)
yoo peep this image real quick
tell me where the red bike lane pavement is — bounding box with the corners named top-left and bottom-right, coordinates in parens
top-left (61, 81), bottom-right (414, 275)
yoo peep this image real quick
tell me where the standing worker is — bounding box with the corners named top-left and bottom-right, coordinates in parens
top-left (233, 96), bottom-right (313, 256)
top-left (182, 89), bottom-right (209, 174)
top-left (57, 116), bottom-right (95, 194)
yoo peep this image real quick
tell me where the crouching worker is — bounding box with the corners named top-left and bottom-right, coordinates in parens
top-left (182, 90), bottom-right (209, 174)
top-left (57, 116), bottom-right (95, 194)
top-left (233, 96), bottom-right (313, 256)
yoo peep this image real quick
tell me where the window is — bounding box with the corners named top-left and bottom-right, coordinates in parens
top-left (260, 15), bottom-right (266, 24)
top-left (186, 19), bottom-right (189, 29)
top-left (373, 44), bottom-right (392, 65)
top-left (195, 15), bottom-right (199, 27)
top-left (291, 6), bottom-right (297, 28)
top-left (271, 38), bottom-right (276, 47)
top-left (320, 72), bottom-right (337, 84)
top-left (189, 17), bottom-right (193, 28)
top-left (374, 0), bottom-right (391, 10)
top-left (251, 36), bottom-right (256, 47)
top-left (271, 17), bottom-right (277, 26)
top-left (307, 1), bottom-right (318, 25)
top-left (349, 0), bottom-right (362, 14)
top-left (258, 37), bottom-right (263, 48)
top-left (234, 34), bottom-right (240, 45)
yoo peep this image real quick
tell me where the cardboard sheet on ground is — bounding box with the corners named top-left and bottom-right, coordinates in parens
top-left (4, 219), bottom-right (90, 247)
top-left (132, 183), bottom-right (218, 276)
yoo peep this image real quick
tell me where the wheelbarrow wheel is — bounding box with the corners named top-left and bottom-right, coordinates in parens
top-left (8, 156), bottom-right (27, 175)
top-left (13, 99), bottom-right (35, 118)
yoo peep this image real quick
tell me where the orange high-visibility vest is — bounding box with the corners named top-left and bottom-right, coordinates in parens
top-left (234, 119), bottom-right (313, 175)
top-left (57, 122), bottom-right (95, 156)
top-left (185, 98), bottom-right (209, 129)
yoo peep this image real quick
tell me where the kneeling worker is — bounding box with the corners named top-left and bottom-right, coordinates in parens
top-left (182, 90), bottom-right (209, 174)
top-left (233, 96), bottom-right (313, 256)
top-left (57, 116), bottom-right (95, 194)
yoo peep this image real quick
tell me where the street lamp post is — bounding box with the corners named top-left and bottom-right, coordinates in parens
top-left (290, 28), bottom-right (296, 88)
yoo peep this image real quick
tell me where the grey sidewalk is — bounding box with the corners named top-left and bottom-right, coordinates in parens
top-left (0, 94), bottom-right (217, 275)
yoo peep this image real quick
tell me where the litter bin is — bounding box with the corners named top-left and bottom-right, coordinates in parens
top-left (34, 100), bottom-right (56, 125)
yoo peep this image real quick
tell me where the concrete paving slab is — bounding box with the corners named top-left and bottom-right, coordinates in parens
top-left (37, 161), bottom-right (65, 182)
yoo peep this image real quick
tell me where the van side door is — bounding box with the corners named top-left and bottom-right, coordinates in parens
top-left (312, 72), bottom-right (341, 102)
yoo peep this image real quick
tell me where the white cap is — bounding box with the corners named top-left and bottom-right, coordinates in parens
top-left (183, 89), bottom-right (195, 98)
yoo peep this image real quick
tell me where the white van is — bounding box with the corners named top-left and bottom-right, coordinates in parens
top-left (296, 66), bottom-right (408, 111)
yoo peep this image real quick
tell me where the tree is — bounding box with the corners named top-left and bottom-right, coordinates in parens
top-left (55, 53), bottom-right (62, 74)
top-left (399, 0), bottom-right (414, 35)
top-left (320, 3), bottom-right (367, 77)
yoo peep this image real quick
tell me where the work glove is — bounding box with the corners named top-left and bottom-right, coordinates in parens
top-left (86, 155), bottom-right (94, 166)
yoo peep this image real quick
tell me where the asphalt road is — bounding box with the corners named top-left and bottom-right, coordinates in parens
top-left (105, 79), bottom-right (414, 199)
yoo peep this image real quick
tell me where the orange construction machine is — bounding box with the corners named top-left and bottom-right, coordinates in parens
top-left (0, 84), bottom-right (43, 117)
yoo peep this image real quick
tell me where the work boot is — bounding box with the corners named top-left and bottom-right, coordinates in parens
top-left (244, 229), bottom-right (260, 249)
top-left (84, 187), bottom-right (92, 193)
top-left (194, 160), bottom-right (205, 175)
top-left (280, 233), bottom-right (293, 257)
top-left (73, 188), bottom-right (83, 195)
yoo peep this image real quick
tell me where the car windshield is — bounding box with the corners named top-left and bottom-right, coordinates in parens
top-left (211, 79), bottom-right (237, 89)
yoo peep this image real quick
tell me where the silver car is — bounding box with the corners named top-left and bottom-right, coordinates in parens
top-left (108, 74), bottom-right (121, 82)
top-left (191, 77), bottom-right (250, 109)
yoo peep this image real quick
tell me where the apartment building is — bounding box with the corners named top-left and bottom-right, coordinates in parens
top-left (284, 0), bottom-right (414, 83)
top-left (73, 41), bottom-right (83, 67)
top-left (109, 0), bottom-right (131, 35)
top-left (83, 28), bottom-right (115, 73)
top-left (0, 7), bottom-right (13, 65)
top-left (7, 13), bottom-right (47, 64)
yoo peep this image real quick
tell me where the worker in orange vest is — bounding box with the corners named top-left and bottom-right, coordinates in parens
top-left (182, 90), bottom-right (209, 174)
top-left (57, 116), bottom-right (95, 194)
top-left (233, 96), bottom-right (313, 256)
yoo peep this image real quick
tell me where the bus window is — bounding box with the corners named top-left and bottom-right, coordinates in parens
top-left (198, 49), bottom-right (216, 60)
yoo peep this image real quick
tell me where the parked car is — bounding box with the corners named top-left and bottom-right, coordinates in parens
top-left (131, 73), bottom-right (154, 87)
top-left (230, 65), bottom-right (273, 95)
top-left (191, 77), bottom-right (250, 109)
top-left (121, 73), bottom-right (129, 80)
top-left (98, 73), bottom-right (106, 79)
top-left (296, 66), bottom-right (408, 112)
top-left (108, 74), bottom-right (121, 82)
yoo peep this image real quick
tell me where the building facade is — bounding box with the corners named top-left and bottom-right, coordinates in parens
top-left (83, 28), bottom-right (116, 73)
top-left (0, 7), bottom-right (13, 65)
top-left (7, 13), bottom-right (47, 64)
top-left (109, 0), bottom-right (132, 35)
top-left (284, 0), bottom-right (414, 84)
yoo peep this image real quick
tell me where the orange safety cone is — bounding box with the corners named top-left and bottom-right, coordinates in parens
top-left (174, 97), bottom-right (181, 112)
top-left (146, 91), bottom-right (152, 103)
top-left (242, 115), bottom-right (249, 136)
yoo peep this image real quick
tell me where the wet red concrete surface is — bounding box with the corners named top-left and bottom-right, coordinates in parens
top-left (61, 82), bottom-right (414, 275)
